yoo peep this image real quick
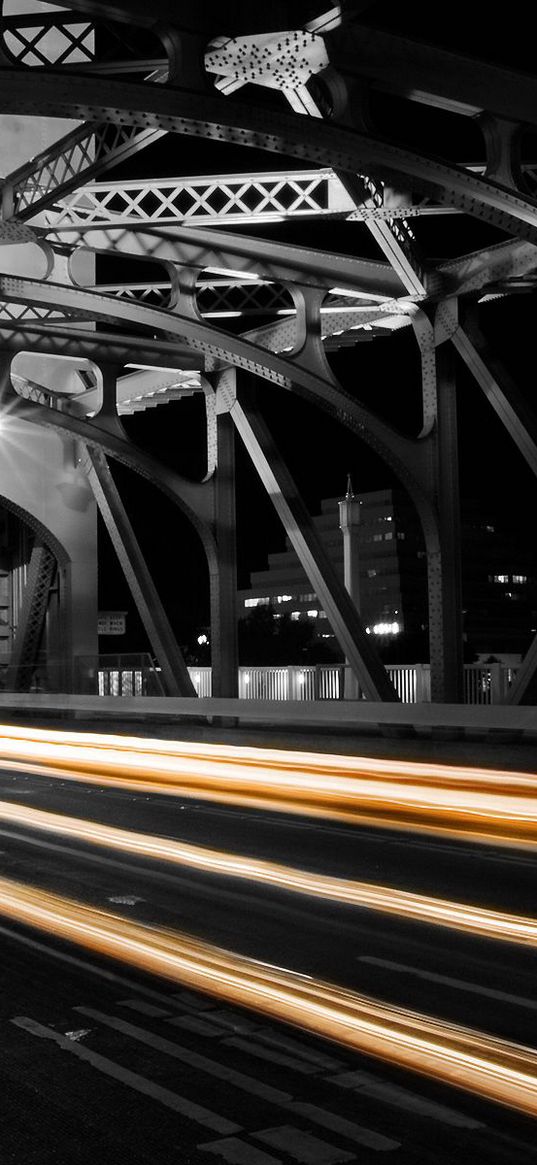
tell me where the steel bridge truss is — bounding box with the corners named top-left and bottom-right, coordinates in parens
top-left (1, 1), bottom-right (537, 702)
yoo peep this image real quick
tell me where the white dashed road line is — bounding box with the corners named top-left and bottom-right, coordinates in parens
top-left (287, 1103), bottom-right (399, 1152)
top-left (254, 1124), bottom-right (355, 1163)
top-left (75, 1006), bottom-right (293, 1105)
top-left (199, 1138), bottom-right (282, 1164)
top-left (358, 955), bottom-right (537, 1011)
top-left (11, 1015), bottom-right (240, 1135)
top-left (328, 1069), bottom-right (482, 1129)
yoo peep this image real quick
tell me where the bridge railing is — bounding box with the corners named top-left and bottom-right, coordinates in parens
top-left (0, 658), bottom-right (520, 703)
top-left (187, 663), bottom-right (518, 704)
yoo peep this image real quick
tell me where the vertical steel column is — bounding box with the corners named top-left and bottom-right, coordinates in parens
top-left (431, 341), bottom-right (464, 702)
top-left (83, 444), bottom-right (196, 697)
top-left (211, 408), bottom-right (239, 697)
top-left (5, 539), bottom-right (57, 691)
top-left (338, 478), bottom-right (361, 699)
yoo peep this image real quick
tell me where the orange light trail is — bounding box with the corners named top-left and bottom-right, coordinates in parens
top-left (0, 797), bottom-right (535, 947)
top-left (1, 723), bottom-right (536, 848)
top-left (0, 874), bottom-right (536, 1117)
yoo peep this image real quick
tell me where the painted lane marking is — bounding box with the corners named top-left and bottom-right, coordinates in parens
top-left (204, 1008), bottom-right (262, 1035)
top-left (118, 999), bottom-right (171, 1018)
top-left (0, 922), bottom-right (198, 1010)
top-left (11, 1016), bottom-right (239, 1134)
top-left (224, 1036), bottom-right (320, 1075)
top-left (75, 1007), bottom-right (293, 1105)
top-left (254, 1125), bottom-right (355, 1163)
top-left (171, 989), bottom-right (217, 1011)
top-left (170, 1014), bottom-right (230, 1038)
top-left (358, 955), bottom-right (537, 1011)
top-left (244, 1030), bottom-right (342, 1072)
top-left (328, 1069), bottom-right (482, 1128)
top-left (198, 1138), bottom-right (282, 1164)
top-left (287, 1103), bottom-right (399, 1152)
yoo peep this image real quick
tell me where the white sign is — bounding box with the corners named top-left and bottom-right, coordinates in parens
top-left (98, 612), bottom-right (126, 636)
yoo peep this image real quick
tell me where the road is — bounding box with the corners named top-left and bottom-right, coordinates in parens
top-left (0, 750), bottom-right (536, 1163)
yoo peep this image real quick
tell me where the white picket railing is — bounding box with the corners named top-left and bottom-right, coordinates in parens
top-left (187, 663), bottom-right (518, 704)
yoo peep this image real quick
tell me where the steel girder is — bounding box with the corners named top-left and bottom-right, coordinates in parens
top-left (2, 70), bottom-right (537, 244)
top-left (46, 223), bottom-right (405, 299)
top-left (0, 321), bottom-right (205, 370)
top-left (329, 22), bottom-right (537, 127)
top-left (0, 274), bottom-right (431, 498)
top-left (0, 376), bottom-right (238, 702)
top-left (439, 240), bottom-right (537, 299)
top-left (220, 372), bottom-right (397, 702)
top-left (83, 445), bottom-right (196, 696)
top-left (22, 4), bottom-right (537, 130)
top-left (5, 539), bottom-right (57, 692)
top-left (2, 122), bottom-right (166, 221)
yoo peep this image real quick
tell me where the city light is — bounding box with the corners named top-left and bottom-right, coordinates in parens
top-left (1, 876), bottom-right (537, 1117)
top-left (0, 797), bottom-right (535, 946)
top-left (0, 724), bottom-right (536, 848)
top-left (372, 621), bottom-right (400, 635)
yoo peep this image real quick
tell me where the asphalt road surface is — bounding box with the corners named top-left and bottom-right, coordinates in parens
top-left (0, 757), bottom-right (536, 1164)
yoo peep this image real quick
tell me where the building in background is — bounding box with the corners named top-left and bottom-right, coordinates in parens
top-left (238, 490), bottom-right (537, 663)
top-left (238, 488), bottom-right (428, 654)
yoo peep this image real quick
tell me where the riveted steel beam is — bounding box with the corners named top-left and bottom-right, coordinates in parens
top-left (450, 312), bottom-right (537, 479)
top-left (0, 274), bottom-right (430, 497)
top-left (429, 338), bottom-right (464, 703)
top-left (2, 121), bottom-right (165, 222)
top-left (210, 400), bottom-right (239, 698)
top-left (0, 320), bottom-right (204, 370)
top-left (5, 539), bottom-right (57, 692)
top-left (439, 239), bottom-right (537, 298)
top-left (330, 22), bottom-right (537, 126)
top-left (337, 171), bottom-right (428, 297)
top-left (47, 223), bottom-right (404, 299)
top-left (2, 70), bottom-right (537, 243)
top-left (83, 444), bottom-right (196, 696)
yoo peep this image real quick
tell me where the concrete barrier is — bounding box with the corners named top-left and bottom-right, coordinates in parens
top-left (1, 692), bottom-right (536, 738)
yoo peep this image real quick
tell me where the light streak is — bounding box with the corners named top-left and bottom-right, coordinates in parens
top-left (0, 874), bottom-right (537, 1117)
top-left (0, 798), bottom-right (535, 947)
top-left (0, 723), bottom-right (536, 847)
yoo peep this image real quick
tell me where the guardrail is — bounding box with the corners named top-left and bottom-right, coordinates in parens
top-left (188, 663), bottom-right (518, 705)
top-left (0, 659), bottom-right (520, 704)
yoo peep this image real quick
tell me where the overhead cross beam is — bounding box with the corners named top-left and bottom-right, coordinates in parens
top-left (2, 69), bottom-right (536, 244)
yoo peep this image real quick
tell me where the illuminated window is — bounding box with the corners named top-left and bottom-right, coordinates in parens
top-left (244, 596), bottom-right (270, 607)
top-left (384, 532), bottom-right (393, 540)
top-left (318, 611), bottom-right (328, 619)
top-left (307, 609), bottom-right (318, 618)
top-left (513, 575), bottom-right (527, 584)
top-left (276, 594), bottom-right (293, 603)
top-left (373, 534), bottom-right (382, 542)
top-left (372, 621), bottom-right (400, 636)
top-left (367, 569), bottom-right (377, 577)
top-left (493, 575), bottom-right (508, 584)
top-left (291, 611), bottom-right (301, 621)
